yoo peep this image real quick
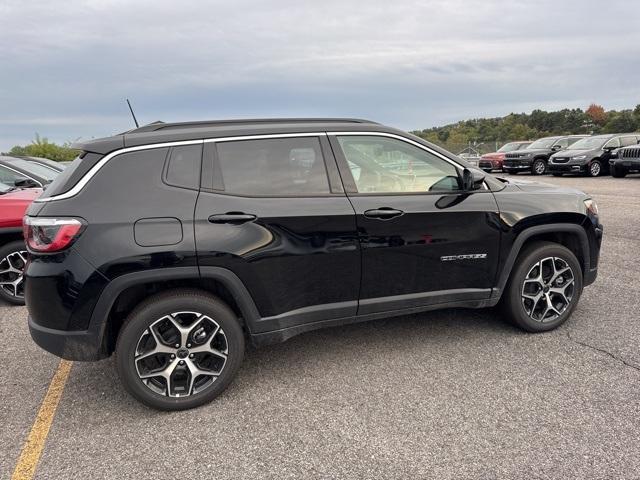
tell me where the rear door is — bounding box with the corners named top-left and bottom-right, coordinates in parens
top-left (195, 134), bottom-right (360, 332)
top-left (329, 133), bottom-right (501, 315)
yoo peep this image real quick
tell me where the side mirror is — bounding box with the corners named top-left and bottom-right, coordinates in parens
top-left (14, 178), bottom-right (39, 188)
top-left (462, 168), bottom-right (485, 191)
top-left (603, 145), bottom-right (616, 151)
top-left (551, 144), bottom-right (562, 151)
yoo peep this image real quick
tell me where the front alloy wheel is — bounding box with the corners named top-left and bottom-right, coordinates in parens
top-left (532, 159), bottom-right (546, 175)
top-left (521, 257), bottom-right (574, 323)
top-left (0, 241), bottom-right (28, 305)
top-left (588, 160), bottom-right (602, 177)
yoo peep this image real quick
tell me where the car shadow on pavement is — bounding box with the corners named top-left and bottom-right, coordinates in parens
top-left (62, 307), bottom-right (525, 416)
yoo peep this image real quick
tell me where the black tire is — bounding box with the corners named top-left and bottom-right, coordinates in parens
top-left (551, 172), bottom-right (563, 177)
top-left (501, 241), bottom-right (583, 332)
top-left (0, 240), bottom-right (27, 305)
top-left (611, 164), bottom-right (627, 178)
top-left (531, 158), bottom-right (547, 175)
top-left (587, 160), bottom-right (602, 177)
top-left (115, 289), bottom-right (245, 410)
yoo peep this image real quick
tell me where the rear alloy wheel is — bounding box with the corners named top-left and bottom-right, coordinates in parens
top-left (0, 240), bottom-right (28, 305)
top-left (116, 290), bottom-right (244, 410)
top-left (502, 242), bottom-right (583, 332)
top-left (587, 160), bottom-right (602, 177)
top-left (532, 159), bottom-right (547, 175)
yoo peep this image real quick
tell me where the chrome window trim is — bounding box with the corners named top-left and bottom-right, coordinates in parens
top-left (35, 131), bottom-right (462, 203)
top-left (0, 164), bottom-right (43, 187)
top-left (330, 131), bottom-right (463, 171)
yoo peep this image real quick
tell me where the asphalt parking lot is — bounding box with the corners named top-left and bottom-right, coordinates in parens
top-left (3, 174), bottom-right (640, 480)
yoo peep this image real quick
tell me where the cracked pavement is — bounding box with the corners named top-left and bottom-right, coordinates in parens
top-left (2, 174), bottom-right (640, 479)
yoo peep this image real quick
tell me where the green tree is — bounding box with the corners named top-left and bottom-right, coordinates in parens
top-left (4, 134), bottom-right (79, 162)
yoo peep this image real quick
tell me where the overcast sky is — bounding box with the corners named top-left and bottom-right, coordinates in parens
top-left (1, 0), bottom-right (639, 150)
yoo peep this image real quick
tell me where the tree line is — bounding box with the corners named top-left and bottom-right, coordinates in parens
top-left (412, 104), bottom-right (640, 154)
top-left (4, 104), bottom-right (640, 160)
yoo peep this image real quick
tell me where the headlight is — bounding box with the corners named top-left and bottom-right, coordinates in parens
top-left (584, 198), bottom-right (598, 216)
top-left (572, 155), bottom-right (587, 160)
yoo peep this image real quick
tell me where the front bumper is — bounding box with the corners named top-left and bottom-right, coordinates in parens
top-left (503, 163), bottom-right (531, 171)
top-left (548, 163), bottom-right (586, 173)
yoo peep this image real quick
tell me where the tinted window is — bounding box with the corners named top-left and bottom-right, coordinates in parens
top-left (620, 136), bottom-right (639, 147)
top-left (215, 137), bottom-right (330, 196)
top-left (0, 165), bottom-right (27, 185)
top-left (164, 144), bottom-right (202, 190)
top-left (605, 137), bottom-right (620, 148)
top-left (337, 135), bottom-right (460, 193)
top-left (555, 138), bottom-right (570, 148)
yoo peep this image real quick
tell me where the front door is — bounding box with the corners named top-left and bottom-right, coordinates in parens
top-left (329, 133), bottom-right (501, 315)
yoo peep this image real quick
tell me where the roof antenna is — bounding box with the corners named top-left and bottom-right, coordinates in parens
top-left (126, 98), bottom-right (139, 128)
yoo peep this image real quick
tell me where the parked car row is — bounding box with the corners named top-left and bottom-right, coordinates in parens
top-left (479, 133), bottom-right (640, 177)
top-left (0, 156), bottom-right (66, 304)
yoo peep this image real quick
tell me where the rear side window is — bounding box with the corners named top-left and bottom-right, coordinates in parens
top-left (620, 136), bottom-right (639, 147)
top-left (164, 144), bottom-right (202, 190)
top-left (214, 137), bottom-right (330, 196)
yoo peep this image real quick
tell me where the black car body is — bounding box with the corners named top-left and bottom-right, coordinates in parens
top-left (549, 134), bottom-right (640, 177)
top-left (503, 135), bottom-right (588, 175)
top-left (609, 142), bottom-right (640, 177)
top-left (24, 118), bottom-right (603, 409)
top-left (0, 155), bottom-right (59, 187)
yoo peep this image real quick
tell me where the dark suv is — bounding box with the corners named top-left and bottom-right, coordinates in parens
top-left (609, 142), bottom-right (640, 177)
top-left (503, 135), bottom-right (588, 175)
top-left (24, 118), bottom-right (603, 410)
top-left (548, 134), bottom-right (640, 177)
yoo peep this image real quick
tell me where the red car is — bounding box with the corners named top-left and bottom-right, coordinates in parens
top-left (0, 183), bottom-right (42, 305)
top-left (479, 141), bottom-right (532, 172)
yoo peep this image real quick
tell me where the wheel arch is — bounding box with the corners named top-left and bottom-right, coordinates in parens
top-left (93, 266), bottom-right (261, 356)
top-left (494, 223), bottom-right (590, 298)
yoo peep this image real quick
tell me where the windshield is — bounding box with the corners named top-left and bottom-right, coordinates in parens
top-left (527, 138), bottom-right (558, 149)
top-left (0, 181), bottom-right (16, 194)
top-left (7, 159), bottom-right (58, 183)
top-left (498, 142), bottom-right (526, 153)
top-left (568, 137), bottom-right (609, 150)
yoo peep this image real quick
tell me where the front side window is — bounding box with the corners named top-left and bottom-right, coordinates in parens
top-left (337, 136), bottom-right (461, 193)
top-left (604, 137), bottom-right (621, 148)
top-left (215, 137), bottom-right (330, 196)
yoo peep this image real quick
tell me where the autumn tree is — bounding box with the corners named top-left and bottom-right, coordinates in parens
top-left (586, 104), bottom-right (607, 126)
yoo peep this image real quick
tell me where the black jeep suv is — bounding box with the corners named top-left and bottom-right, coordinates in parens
top-left (503, 135), bottom-right (588, 175)
top-left (609, 142), bottom-right (640, 177)
top-left (24, 118), bottom-right (603, 410)
top-left (548, 134), bottom-right (640, 177)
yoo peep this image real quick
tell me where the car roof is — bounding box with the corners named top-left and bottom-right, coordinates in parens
top-left (73, 118), bottom-right (401, 154)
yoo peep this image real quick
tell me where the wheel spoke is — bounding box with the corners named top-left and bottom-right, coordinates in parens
top-left (521, 256), bottom-right (574, 323)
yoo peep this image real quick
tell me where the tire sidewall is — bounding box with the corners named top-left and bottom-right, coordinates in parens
top-left (115, 291), bottom-right (245, 410)
top-left (532, 159), bottom-right (546, 175)
top-left (505, 243), bottom-right (583, 332)
top-left (0, 240), bottom-right (27, 305)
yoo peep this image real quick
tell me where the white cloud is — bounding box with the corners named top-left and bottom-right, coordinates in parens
top-left (1, 0), bottom-right (639, 149)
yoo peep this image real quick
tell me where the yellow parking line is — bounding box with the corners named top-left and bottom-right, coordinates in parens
top-left (11, 359), bottom-right (72, 480)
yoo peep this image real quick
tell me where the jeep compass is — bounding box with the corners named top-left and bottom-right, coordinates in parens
top-left (24, 118), bottom-right (603, 410)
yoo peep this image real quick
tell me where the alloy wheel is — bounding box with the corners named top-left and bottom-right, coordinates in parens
top-left (0, 250), bottom-right (27, 300)
top-left (521, 257), bottom-right (575, 323)
top-left (533, 160), bottom-right (546, 175)
top-left (590, 162), bottom-right (601, 177)
top-left (134, 311), bottom-right (228, 397)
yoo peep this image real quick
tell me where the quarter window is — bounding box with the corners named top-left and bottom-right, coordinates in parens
top-left (337, 136), bottom-right (461, 193)
top-left (164, 144), bottom-right (202, 190)
top-left (215, 137), bottom-right (330, 196)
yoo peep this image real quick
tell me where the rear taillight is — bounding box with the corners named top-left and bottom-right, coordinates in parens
top-left (23, 217), bottom-right (86, 253)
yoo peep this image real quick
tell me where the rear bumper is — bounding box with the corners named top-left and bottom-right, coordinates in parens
top-left (29, 315), bottom-right (109, 361)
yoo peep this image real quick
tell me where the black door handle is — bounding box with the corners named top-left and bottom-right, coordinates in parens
top-left (363, 208), bottom-right (404, 220)
top-left (208, 213), bottom-right (257, 225)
